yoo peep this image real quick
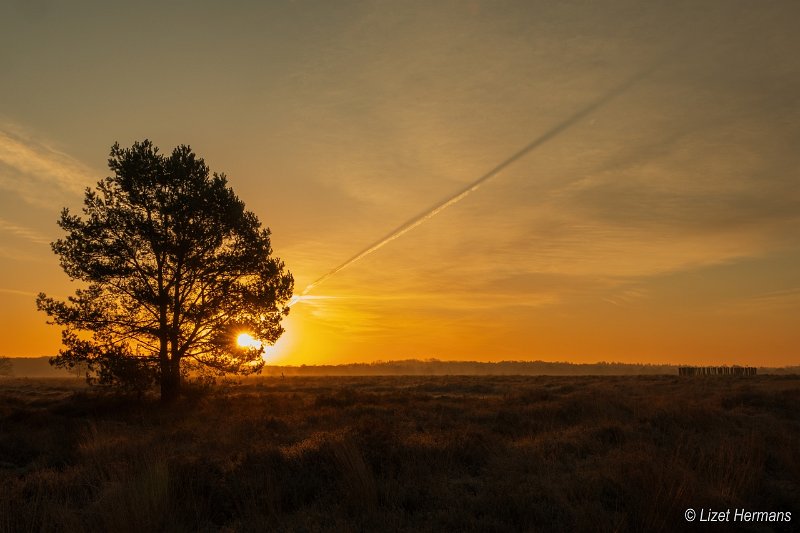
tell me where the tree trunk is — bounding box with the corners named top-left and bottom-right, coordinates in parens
top-left (160, 358), bottom-right (181, 403)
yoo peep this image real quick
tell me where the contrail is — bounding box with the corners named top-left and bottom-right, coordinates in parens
top-left (294, 53), bottom-right (676, 303)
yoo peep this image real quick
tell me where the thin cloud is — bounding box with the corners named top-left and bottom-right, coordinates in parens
top-left (0, 287), bottom-right (38, 297)
top-left (0, 217), bottom-right (51, 245)
top-left (0, 126), bottom-right (92, 208)
top-left (0, 246), bottom-right (42, 262)
top-left (724, 287), bottom-right (800, 314)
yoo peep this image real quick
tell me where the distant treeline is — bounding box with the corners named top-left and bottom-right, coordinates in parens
top-left (263, 359), bottom-right (800, 377)
top-left (2, 356), bottom-right (797, 378)
top-left (678, 366), bottom-right (757, 376)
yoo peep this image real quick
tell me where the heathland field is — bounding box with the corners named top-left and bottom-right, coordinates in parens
top-left (1, 375), bottom-right (798, 532)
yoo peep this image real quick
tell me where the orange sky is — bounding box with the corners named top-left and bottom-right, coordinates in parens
top-left (1, 1), bottom-right (799, 366)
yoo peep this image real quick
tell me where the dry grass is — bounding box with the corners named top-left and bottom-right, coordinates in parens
top-left (1, 375), bottom-right (798, 532)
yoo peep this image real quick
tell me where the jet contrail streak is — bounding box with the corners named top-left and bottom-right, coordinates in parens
top-left (295, 53), bottom-right (676, 301)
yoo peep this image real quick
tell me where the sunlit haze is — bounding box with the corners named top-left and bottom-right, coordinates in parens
top-left (1, 1), bottom-right (799, 366)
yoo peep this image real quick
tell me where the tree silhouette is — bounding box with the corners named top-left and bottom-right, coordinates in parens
top-left (37, 140), bottom-right (293, 401)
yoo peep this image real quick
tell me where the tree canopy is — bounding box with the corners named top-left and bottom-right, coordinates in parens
top-left (37, 140), bottom-right (294, 401)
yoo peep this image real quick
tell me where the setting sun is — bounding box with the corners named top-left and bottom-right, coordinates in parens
top-left (236, 333), bottom-right (262, 350)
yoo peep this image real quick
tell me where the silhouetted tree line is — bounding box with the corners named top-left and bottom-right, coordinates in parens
top-left (678, 366), bottom-right (757, 376)
top-left (263, 359), bottom-right (680, 376)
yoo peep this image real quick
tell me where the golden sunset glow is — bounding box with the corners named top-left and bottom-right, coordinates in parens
top-left (236, 333), bottom-right (262, 351)
top-left (1, 1), bottom-right (799, 368)
top-left (3, 4), bottom-right (798, 532)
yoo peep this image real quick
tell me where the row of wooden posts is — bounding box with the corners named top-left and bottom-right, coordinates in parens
top-left (678, 366), bottom-right (757, 376)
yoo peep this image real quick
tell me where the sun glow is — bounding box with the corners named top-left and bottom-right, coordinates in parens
top-left (236, 332), bottom-right (263, 350)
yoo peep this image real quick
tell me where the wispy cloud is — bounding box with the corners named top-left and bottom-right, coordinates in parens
top-left (0, 126), bottom-right (93, 208)
top-left (0, 217), bottom-right (51, 245)
top-left (723, 287), bottom-right (800, 315)
top-left (0, 287), bottom-right (38, 297)
top-left (0, 246), bottom-right (42, 262)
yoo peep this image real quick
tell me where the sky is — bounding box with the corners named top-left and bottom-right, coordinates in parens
top-left (1, 0), bottom-right (799, 366)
